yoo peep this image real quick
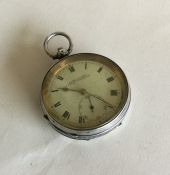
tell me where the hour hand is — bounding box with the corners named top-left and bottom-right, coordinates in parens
top-left (53, 87), bottom-right (85, 95)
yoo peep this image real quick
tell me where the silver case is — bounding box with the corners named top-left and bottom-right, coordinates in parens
top-left (40, 54), bottom-right (131, 140)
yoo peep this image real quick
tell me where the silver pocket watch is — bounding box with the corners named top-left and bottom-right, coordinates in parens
top-left (41, 32), bottom-right (131, 140)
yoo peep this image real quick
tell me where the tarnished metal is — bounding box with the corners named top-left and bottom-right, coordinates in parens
top-left (44, 32), bottom-right (73, 59)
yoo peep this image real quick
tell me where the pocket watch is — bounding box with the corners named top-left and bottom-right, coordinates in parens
top-left (41, 32), bottom-right (131, 140)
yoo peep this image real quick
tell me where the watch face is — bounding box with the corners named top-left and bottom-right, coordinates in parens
top-left (41, 53), bottom-right (129, 130)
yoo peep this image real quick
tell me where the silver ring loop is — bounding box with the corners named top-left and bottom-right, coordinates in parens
top-left (44, 32), bottom-right (73, 59)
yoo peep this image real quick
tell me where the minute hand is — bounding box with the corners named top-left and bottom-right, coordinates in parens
top-left (87, 92), bottom-right (116, 110)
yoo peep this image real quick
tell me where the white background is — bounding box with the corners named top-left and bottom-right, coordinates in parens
top-left (0, 0), bottom-right (170, 175)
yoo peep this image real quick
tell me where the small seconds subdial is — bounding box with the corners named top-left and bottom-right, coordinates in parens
top-left (44, 59), bottom-right (122, 129)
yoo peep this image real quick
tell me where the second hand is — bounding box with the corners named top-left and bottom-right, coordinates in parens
top-left (87, 96), bottom-right (94, 112)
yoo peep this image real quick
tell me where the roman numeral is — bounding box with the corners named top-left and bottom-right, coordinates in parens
top-left (97, 67), bottom-right (103, 73)
top-left (51, 90), bottom-right (58, 92)
top-left (85, 62), bottom-right (87, 70)
top-left (54, 101), bottom-right (61, 108)
top-left (110, 90), bottom-right (118, 96)
top-left (68, 65), bottom-right (75, 72)
top-left (57, 76), bottom-right (63, 80)
top-left (107, 76), bottom-right (114, 82)
top-left (79, 116), bottom-right (86, 124)
top-left (63, 111), bottom-right (70, 119)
